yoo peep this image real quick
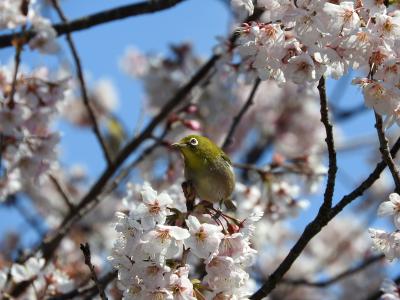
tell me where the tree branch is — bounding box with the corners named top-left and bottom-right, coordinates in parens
top-left (374, 112), bottom-right (400, 193)
top-left (222, 78), bottom-right (261, 151)
top-left (282, 255), bottom-right (384, 288)
top-left (249, 78), bottom-right (339, 299)
top-left (51, 0), bottom-right (112, 165)
top-left (318, 76), bottom-right (337, 211)
top-left (0, 0), bottom-right (187, 49)
top-left (8, 33), bottom-right (24, 108)
top-left (48, 174), bottom-right (74, 212)
top-left (250, 134), bottom-right (400, 300)
top-left (80, 243), bottom-right (107, 300)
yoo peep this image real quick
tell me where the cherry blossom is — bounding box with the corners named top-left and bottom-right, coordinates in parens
top-left (231, 0), bottom-right (254, 19)
top-left (142, 225), bottom-right (190, 258)
top-left (131, 182), bottom-right (173, 230)
top-left (378, 193), bottom-right (400, 229)
top-left (369, 228), bottom-right (400, 261)
top-left (184, 215), bottom-right (224, 262)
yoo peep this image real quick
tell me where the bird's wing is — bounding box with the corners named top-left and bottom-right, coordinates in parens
top-left (220, 152), bottom-right (232, 165)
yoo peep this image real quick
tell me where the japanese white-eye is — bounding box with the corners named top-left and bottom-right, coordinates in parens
top-left (172, 135), bottom-right (235, 203)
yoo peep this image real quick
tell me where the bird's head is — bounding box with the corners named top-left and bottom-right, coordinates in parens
top-left (172, 135), bottom-right (221, 167)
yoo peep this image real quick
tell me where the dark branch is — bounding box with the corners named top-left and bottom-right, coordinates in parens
top-left (222, 78), bottom-right (261, 150)
top-left (249, 78), bottom-right (340, 299)
top-left (250, 134), bottom-right (400, 300)
top-left (318, 76), bottom-right (337, 211)
top-left (0, 0), bottom-right (187, 49)
top-left (8, 32), bottom-right (24, 108)
top-left (80, 243), bottom-right (107, 300)
top-left (48, 174), bottom-right (74, 212)
top-left (374, 112), bottom-right (400, 193)
top-left (282, 255), bottom-right (383, 288)
top-left (51, 0), bottom-right (112, 165)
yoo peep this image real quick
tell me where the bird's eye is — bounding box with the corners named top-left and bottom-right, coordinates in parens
top-left (189, 138), bottom-right (198, 146)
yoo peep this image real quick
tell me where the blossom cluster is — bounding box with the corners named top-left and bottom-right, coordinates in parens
top-left (229, 0), bottom-right (400, 128)
top-left (1, 0), bottom-right (59, 54)
top-left (108, 182), bottom-right (262, 299)
top-left (0, 66), bottom-right (68, 200)
top-left (0, 256), bottom-right (74, 298)
top-left (369, 193), bottom-right (400, 261)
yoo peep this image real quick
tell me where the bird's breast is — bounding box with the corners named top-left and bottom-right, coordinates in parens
top-left (184, 159), bottom-right (235, 203)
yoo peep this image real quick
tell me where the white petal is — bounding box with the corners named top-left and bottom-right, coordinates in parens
top-left (378, 201), bottom-right (396, 217)
top-left (11, 264), bottom-right (28, 282)
top-left (389, 193), bottom-right (400, 205)
top-left (169, 226), bottom-right (190, 240)
top-left (157, 192), bottom-right (173, 206)
top-left (186, 216), bottom-right (201, 232)
top-left (394, 213), bottom-right (400, 230)
top-left (141, 182), bottom-right (157, 204)
top-left (0, 271), bottom-right (6, 290)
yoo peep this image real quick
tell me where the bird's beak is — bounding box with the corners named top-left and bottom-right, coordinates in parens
top-left (171, 142), bottom-right (185, 148)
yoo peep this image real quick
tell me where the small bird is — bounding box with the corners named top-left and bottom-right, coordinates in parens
top-left (172, 135), bottom-right (235, 204)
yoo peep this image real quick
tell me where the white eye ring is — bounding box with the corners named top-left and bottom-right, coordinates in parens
top-left (189, 138), bottom-right (198, 146)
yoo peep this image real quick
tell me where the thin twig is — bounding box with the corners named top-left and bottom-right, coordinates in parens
top-left (233, 162), bottom-right (327, 177)
top-left (51, 0), bottom-right (112, 165)
top-left (80, 243), bottom-right (107, 300)
top-left (374, 112), bottom-right (400, 193)
top-left (9, 0), bottom-right (29, 108)
top-left (0, 0), bottom-right (187, 49)
top-left (48, 174), bottom-right (74, 212)
top-left (332, 104), bottom-right (367, 121)
top-left (282, 255), bottom-right (384, 288)
top-left (249, 77), bottom-right (337, 299)
top-left (222, 78), bottom-right (261, 150)
top-left (8, 35), bottom-right (24, 109)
